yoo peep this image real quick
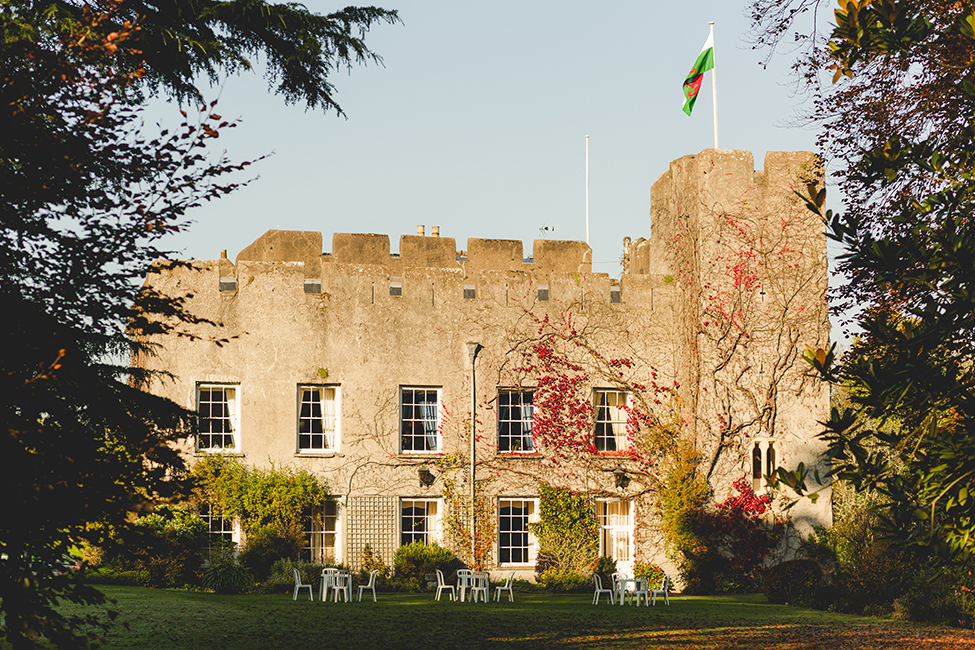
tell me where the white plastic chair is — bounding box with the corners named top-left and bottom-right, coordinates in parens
top-left (651, 574), bottom-right (670, 605)
top-left (293, 568), bottom-right (313, 601)
top-left (435, 569), bottom-right (456, 601)
top-left (470, 572), bottom-right (489, 603)
top-left (456, 569), bottom-right (473, 602)
top-left (358, 569), bottom-right (379, 602)
top-left (331, 571), bottom-right (351, 602)
top-left (494, 571), bottom-right (514, 602)
top-left (320, 567), bottom-right (339, 601)
top-left (632, 576), bottom-right (651, 607)
top-left (592, 573), bottom-right (615, 605)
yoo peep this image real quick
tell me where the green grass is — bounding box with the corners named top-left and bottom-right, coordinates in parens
top-left (39, 587), bottom-right (975, 649)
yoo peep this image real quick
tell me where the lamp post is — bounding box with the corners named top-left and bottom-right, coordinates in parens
top-left (466, 341), bottom-right (480, 565)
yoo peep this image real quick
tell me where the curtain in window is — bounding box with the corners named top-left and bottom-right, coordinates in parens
top-left (608, 396), bottom-right (626, 449)
top-left (322, 387), bottom-right (336, 448)
top-left (420, 393), bottom-right (438, 450)
top-left (520, 397), bottom-right (534, 451)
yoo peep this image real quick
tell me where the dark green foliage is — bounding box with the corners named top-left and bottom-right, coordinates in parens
top-left (125, 506), bottom-right (209, 587)
top-left (12, 0), bottom-right (400, 114)
top-left (671, 478), bottom-right (783, 595)
top-left (202, 560), bottom-right (252, 595)
top-left (529, 484), bottom-right (599, 577)
top-left (250, 559), bottom-right (337, 595)
top-left (763, 559), bottom-right (825, 606)
top-left (360, 543), bottom-right (391, 590)
top-left (393, 542), bottom-right (462, 592)
top-left (591, 556), bottom-right (617, 587)
top-left (538, 570), bottom-right (590, 593)
top-left (238, 527), bottom-right (303, 583)
top-left (192, 456), bottom-right (331, 552)
top-left (81, 569), bottom-right (151, 587)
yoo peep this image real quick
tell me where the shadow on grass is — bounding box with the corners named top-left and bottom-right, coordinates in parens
top-left (45, 587), bottom-right (975, 650)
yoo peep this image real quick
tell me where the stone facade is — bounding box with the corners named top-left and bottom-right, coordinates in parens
top-left (138, 149), bottom-right (831, 581)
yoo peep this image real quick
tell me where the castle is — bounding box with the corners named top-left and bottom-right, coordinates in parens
top-left (138, 149), bottom-right (831, 581)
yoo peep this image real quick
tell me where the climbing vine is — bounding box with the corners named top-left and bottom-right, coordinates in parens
top-left (530, 483), bottom-right (599, 576)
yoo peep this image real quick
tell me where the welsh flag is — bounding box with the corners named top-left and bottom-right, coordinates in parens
top-left (682, 32), bottom-right (714, 116)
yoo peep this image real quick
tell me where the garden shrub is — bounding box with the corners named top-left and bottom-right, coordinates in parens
top-left (252, 558), bottom-right (341, 595)
top-left (591, 556), bottom-right (617, 586)
top-left (669, 477), bottom-right (784, 594)
top-left (539, 570), bottom-right (589, 593)
top-left (360, 543), bottom-right (392, 590)
top-left (202, 546), bottom-right (252, 595)
top-left (633, 560), bottom-right (665, 587)
top-left (125, 505), bottom-right (209, 587)
top-left (393, 542), bottom-right (462, 591)
top-left (238, 526), bottom-right (303, 582)
top-left (82, 568), bottom-right (150, 586)
top-left (203, 559), bottom-right (252, 595)
top-left (763, 559), bottom-right (825, 606)
top-left (534, 552), bottom-right (558, 583)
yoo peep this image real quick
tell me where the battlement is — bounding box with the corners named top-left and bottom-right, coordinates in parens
top-left (235, 229), bottom-right (594, 275)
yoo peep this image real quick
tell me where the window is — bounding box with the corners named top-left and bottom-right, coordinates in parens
top-left (303, 501), bottom-right (338, 563)
top-left (593, 389), bottom-right (629, 452)
top-left (464, 284), bottom-right (476, 299)
top-left (538, 285), bottom-right (549, 301)
top-left (401, 387), bottom-right (441, 453)
top-left (497, 389), bottom-right (534, 452)
top-left (752, 441), bottom-right (776, 491)
top-left (390, 277), bottom-right (402, 296)
top-left (401, 499), bottom-right (440, 545)
top-left (200, 503), bottom-right (236, 553)
top-left (498, 498), bottom-right (537, 565)
top-left (596, 500), bottom-right (633, 574)
top-left (196, 384), bottom-right (239, 451)
top-left (298, 385), bottom-right (338, 452)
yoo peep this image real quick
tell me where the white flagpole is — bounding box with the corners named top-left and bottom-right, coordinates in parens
top-left (585, 135), bottom-right (590, 246)
top-left (710, 21), bottom-right (718, 149)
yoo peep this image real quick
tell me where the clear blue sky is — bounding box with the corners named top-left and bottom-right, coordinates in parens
top-left (157, 1), bottom-right (824, 279)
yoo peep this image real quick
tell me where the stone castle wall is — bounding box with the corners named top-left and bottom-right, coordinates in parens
top-left (140, 149), bottom-right (831, 581)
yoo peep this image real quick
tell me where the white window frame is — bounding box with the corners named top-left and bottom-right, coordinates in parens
top-left (200, 503), bottom-right (239, 554)
top-left (498, 498), bottom-right (538, 566)
top-left (303, 500), bottom-right (340, 563)
top-left (596, 500), bottom-right (634, 569)
top-left (196, 384), bottom-right (240, 451)
top-left (297, 385), bottom-right (340, 453)
top-left (400, 387), bottom-right (442, 453)
top-left (497, 389), bottom-right (535, 453)
top-left (593, 389), bottom-right (631, 453)
top-left (400, 498), bottom-right (441, 546)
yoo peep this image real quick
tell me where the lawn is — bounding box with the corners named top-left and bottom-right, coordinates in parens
top-left (41, 587), bottom-right (975, 650)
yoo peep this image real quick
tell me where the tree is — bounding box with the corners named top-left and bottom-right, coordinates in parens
top-left (0, 0), bottom-right (394, 646)
top-left (10, 0), bottom-right (400, 114)
top-left (750, 0), bottom-right (975, 559)
top-left (747, 0), bottom-right (974, 316)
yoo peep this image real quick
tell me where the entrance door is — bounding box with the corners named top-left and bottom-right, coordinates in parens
top-left (597, 500), bottom-right (633, 576)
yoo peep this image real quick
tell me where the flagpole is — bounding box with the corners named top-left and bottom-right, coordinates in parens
top-left (585, 135), bottom-right (590, 246)
top-left (710, 21), bottom-right (718, 149)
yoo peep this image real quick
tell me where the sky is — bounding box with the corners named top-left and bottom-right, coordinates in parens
top-left (156, 1), bottom-right (826, 281)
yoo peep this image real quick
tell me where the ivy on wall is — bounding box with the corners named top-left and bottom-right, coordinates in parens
top-left (192, 455), bottom-right (331, 543)
top-left (530, 483), bottom-right (599, 576)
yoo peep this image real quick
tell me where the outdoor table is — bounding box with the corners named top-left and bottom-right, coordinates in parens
top-left (456, 569), bottom-right (474, 602)
top-left (616, 576), bottom-right (637, 606)
top-left (320, 567), bottom-right (339, 601)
